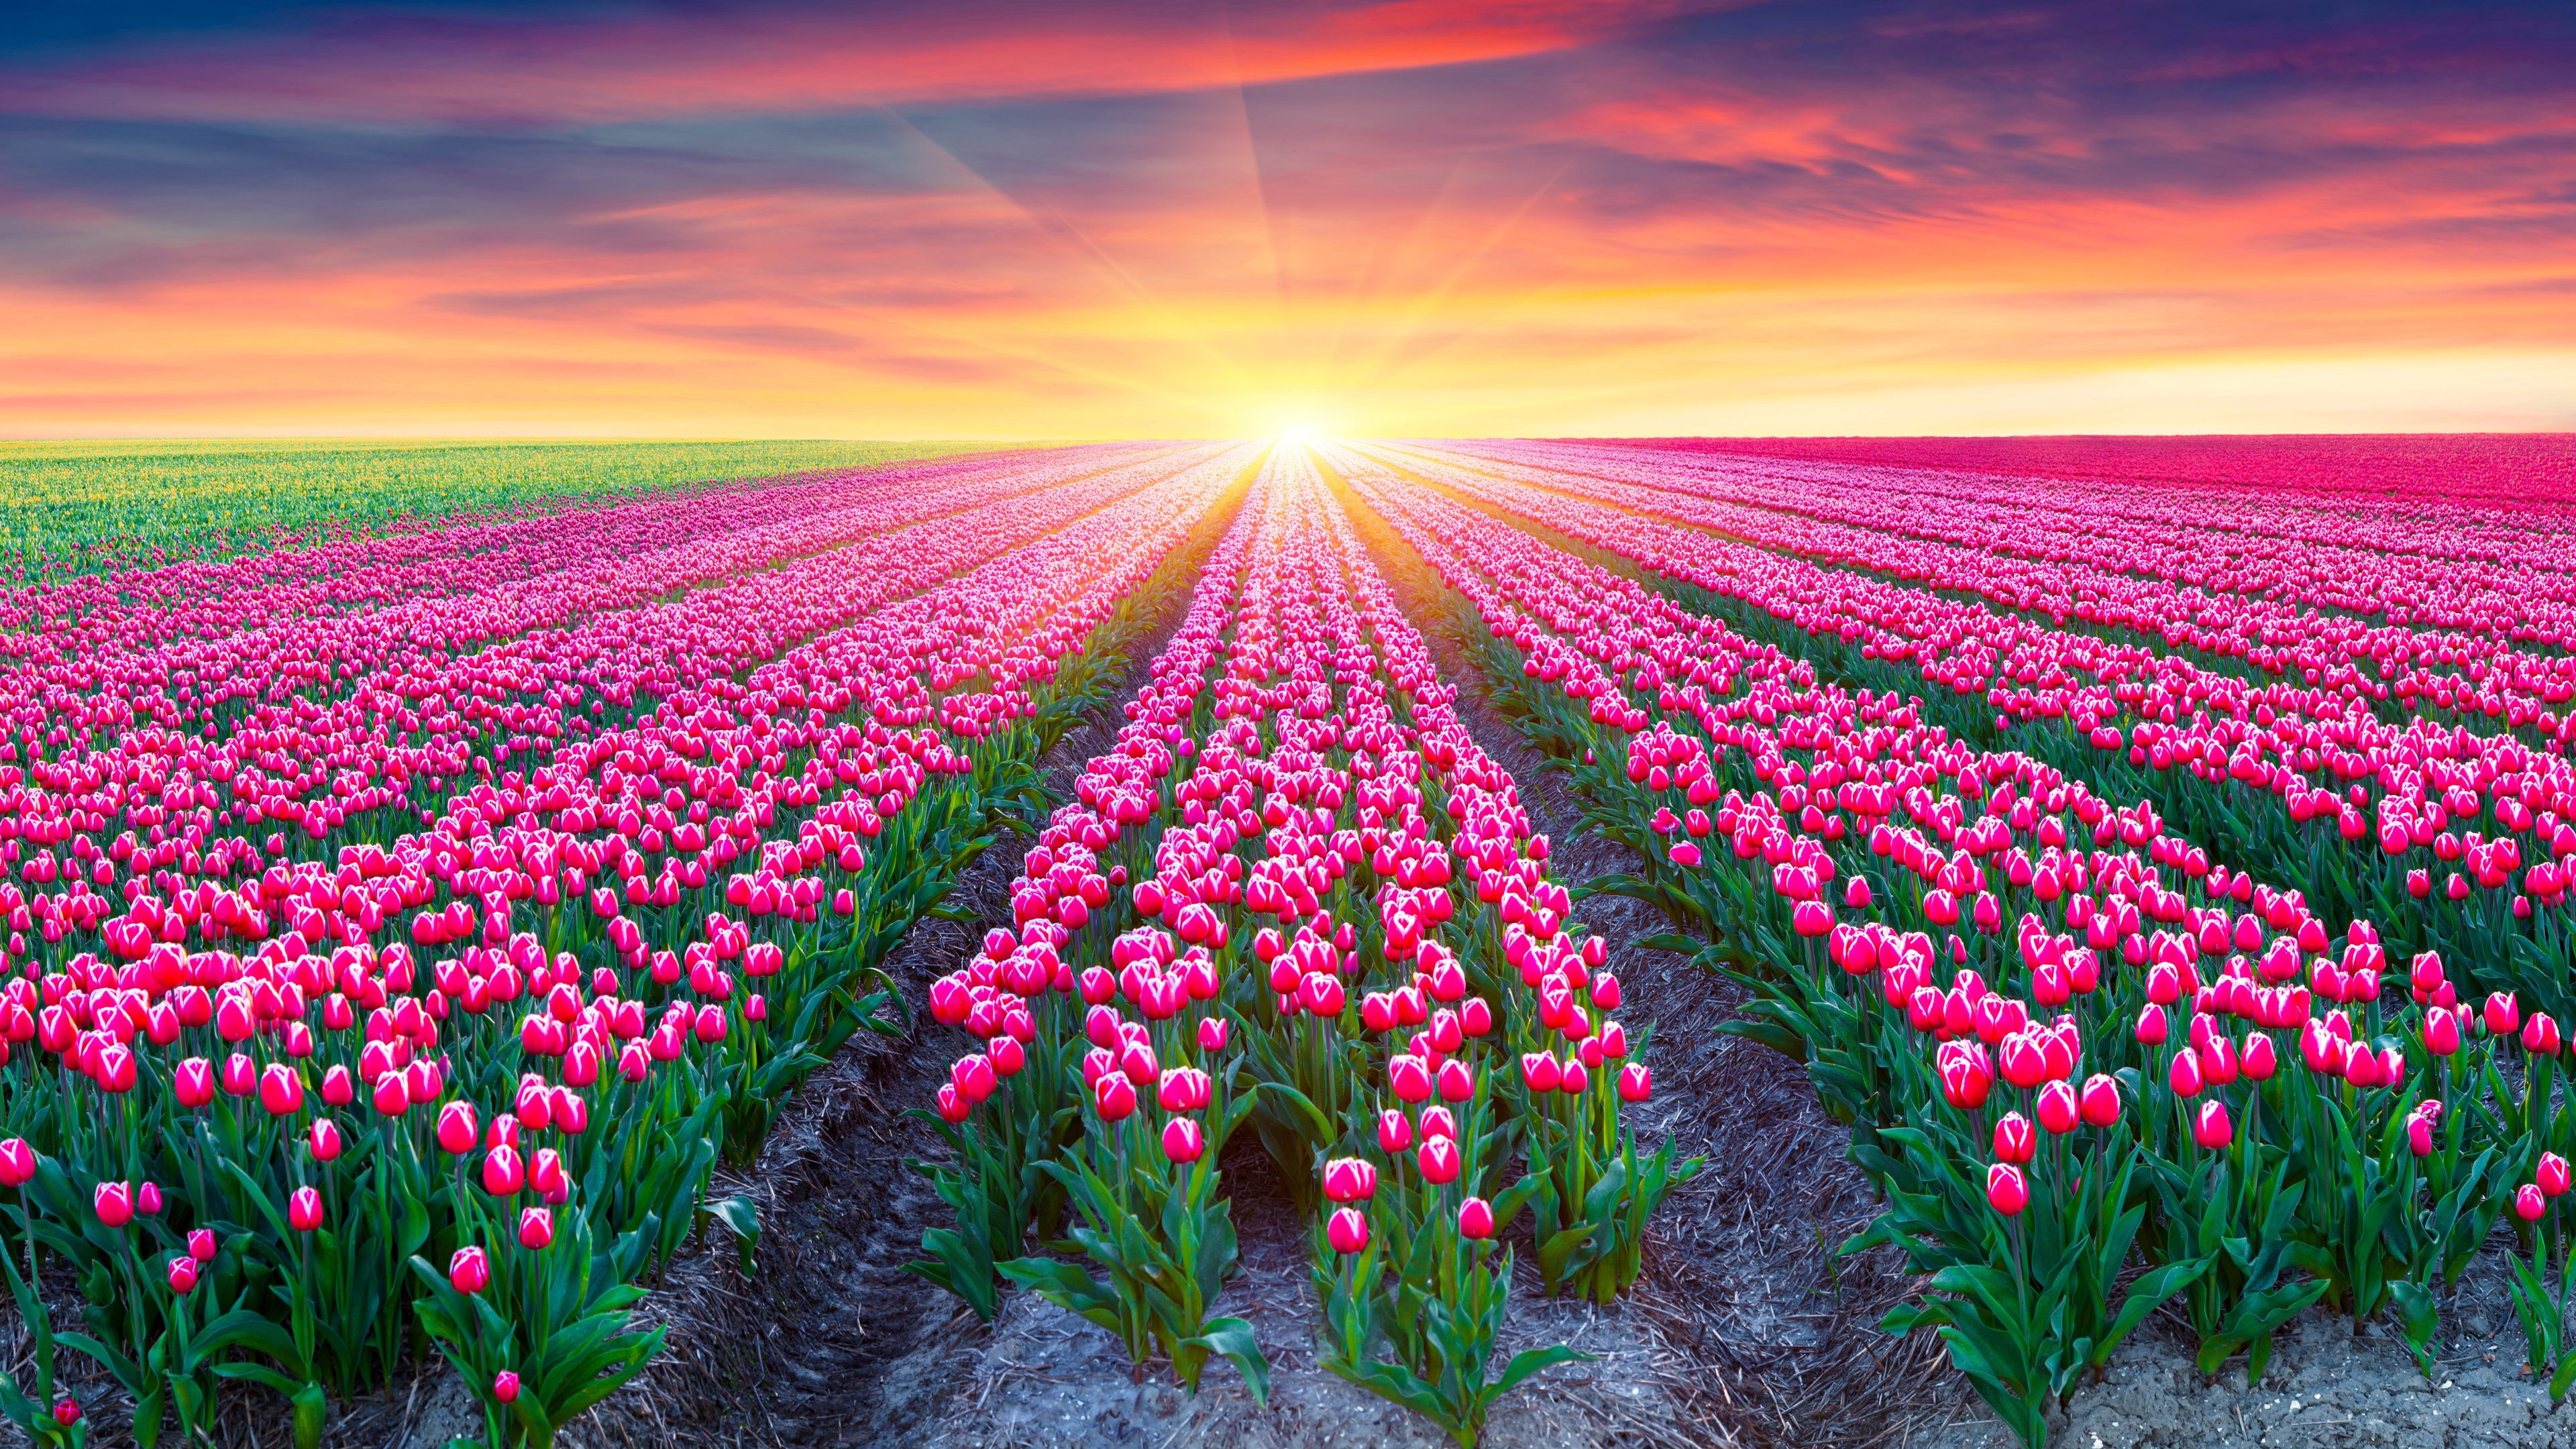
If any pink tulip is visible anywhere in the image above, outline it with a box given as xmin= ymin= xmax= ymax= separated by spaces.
xmin=2078 ymin=1074 xmax=2121 ymax=1128
xmin=1323 ymin=1157 xmax=1378 ymax=1203
xmin=449 ymin=1246 xmax=490 ymax=1295
xmin=1327 ymin=1206 xmax=1370 ymax=1254
xmin=0 ymin=1138 xmax=33 ymax=1188
xmin=2193 ymin=1100 xmax=2233 ymax=1150
xmin=1416 ymin=1137 xmax=1462 ymax=1185
xmin=1986 ymin=1163 xmax=2029 ymax=1216
xmin=1377 ymin=1109 xmax=1412 ymax=1155
xmin=2035 ymin=1081 xmax=2078 ymax=1134
xmin=1992 ymin=1112 xmax=2036 ymax=1165
xmin=1458 ymin=1196 xmax=1497 ymax=1240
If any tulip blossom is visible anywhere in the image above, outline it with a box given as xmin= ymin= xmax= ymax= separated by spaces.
xmin=1323 ymin=1157 xmax=1379 ymax=1204
xmin=1986 ymin=1163 xmax=2029 ymax=1217
xmin=1992 ymin=1113 xmax=2037 ymax=1165
xmin=1328 ymin=1206 xmax=1371 ymax=1254
xmin=449 ymin=1246 xmax=491 ymax=1295
xmin=1458 ymin=1196 xmax=1497 ymax=1240
xmin=2193 ymin=1101 xmax=2234 ymax=1151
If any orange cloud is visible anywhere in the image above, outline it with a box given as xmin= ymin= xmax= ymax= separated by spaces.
xmin=0 ymin=1 xmax=2569 ymax=437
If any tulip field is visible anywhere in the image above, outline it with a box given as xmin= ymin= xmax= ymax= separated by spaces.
xmin=3 ymin=434 xmax=2575 ymax=1448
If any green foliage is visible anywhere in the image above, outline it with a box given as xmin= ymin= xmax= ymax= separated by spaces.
xmin=0 ymin=438 xmax=1010 ymax=581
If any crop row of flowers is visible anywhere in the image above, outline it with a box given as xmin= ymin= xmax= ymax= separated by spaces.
xmin=1350 ymin=443 xmax=2576 ymax=1024
xmin=0 ymin=443 xmax=1251 ymax=1446
xmin=1440 ymin=437 xmax=2576 ymax=667
xmin=0 ymin=443 xmax=1181 ymax=674
xmin=918 ymin=449 xmax=1693 ymax=1446
xmin=1621 ymin=433 xmax=2576 ymax=513
xmin=1340 ymin=456 xmax=2576 ymax=1444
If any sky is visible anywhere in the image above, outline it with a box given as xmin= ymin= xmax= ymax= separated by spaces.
xmin=1 ymin=0 xmax=2572 ymax=439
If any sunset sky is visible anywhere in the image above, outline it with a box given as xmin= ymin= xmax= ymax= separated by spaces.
xmin=3 ymin=1 xmax=2572 ymax=438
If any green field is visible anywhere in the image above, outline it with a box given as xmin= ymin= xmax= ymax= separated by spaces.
xmin=0 ymin=437 xmax=1017 ymax=582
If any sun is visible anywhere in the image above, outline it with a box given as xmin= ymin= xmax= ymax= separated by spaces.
xmin=1273 ymin=421 xmax=1323 ymax=447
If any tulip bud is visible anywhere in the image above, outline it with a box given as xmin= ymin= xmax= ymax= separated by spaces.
xmin=2542 ymin=1152 xmax=2571 ymax=1198
xmin=2078 ymin=1074 xmax=2121 ymax=1128
xmin=1093 ymin=1073 xmax=1137 ymax=1122
xmin=482 ymin=1145 xmax=525 ymax=1197
xmin=1986 ymin=1162 xmax=2029 ymax=1217
xmin=494 ymin=1371 xmax=521 ymax=1404
xmin=289 ymin=1186 xmax=323 ymax=1232
xmin=2167 ymin=1049 xmax=2202 ymax=1098
xmin=2524 ymin=1012 xmax=2563 ymax=1057
xmin=1197 ymin=1016 xmax=1230 ymax=1053
xmin=1519 ymin=1052 xmax=1562 ymax=1094
xmin=94 ymin=1181 xmax=133 ymax=1228
xmin=1458 ymin=1196 xmax=1497 ymax=1240
xmin=167 ymin=1256 xmax=200 ymax=1297
xmin=258 ymin=1062 xmax=306 ymax=1119
xmin=2035 ymin=1081 xmax=2079 ymax=1134
xmin=0 ymin=1138 xmax=34 ymax=1188
xmin=188 ymin=1228 xmax=217 ymax=1263
xmin=1327 ymin=1205 xmax=1371 ymax=1254
xmin=1377 ymin=1109 xmax=1412 ymax=1155
xmin=2240 ymin=1032 xmax=2277 ymax=1081
xmin=2423 ymin=1006 xmax=2461 ymax=1057
xmin=2516 ymin=1183 xmax=2547 ymax=1222
xmin=449 ymin=1245 xmax=491 ymax=1295
xmin=437 ymin=1100 xmax=479 ymax=1156
xmin=519 ymin=1206 xmax=555 ymax=1250
xmin=1416 ymin=1137 xmax=1462 ymax=1185
xmin=1323 ymin=1157 xmax=1378 ymax=1203
xmin=1162 ymin=1117 xmax=1206 ymax=1165
xmin=1992 ymin=1112 xmax=2036 ymax=1164
xmin=2406 ymin=1112 xmax=2434 ymax=1158
xmin=1617 ymin=1063 xmax=1652 ymax=1103
xmin=2485 ymin=991 xmax=2522 ymax=1036
xmin=2192 ymin=1099 xmax=2233 ymax=1150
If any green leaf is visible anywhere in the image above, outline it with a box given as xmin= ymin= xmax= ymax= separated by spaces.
xmin=1491 ymin=1344 xmax=1593 ymax=1396
xmin=1183 ymin=1318 xmax=1270 ymax=1406
xmin=698 ymin=1195 xmax=761 ymax=1277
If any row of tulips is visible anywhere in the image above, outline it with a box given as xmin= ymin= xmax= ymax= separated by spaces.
xmin=0 ymin=445 xmax=1165 ymax=675
xmin=1351 ymin=443 xmax=2576 ymax=1024
xmin=917 ymin=449 xmax=1693 ymax=1447
xmin=0 ymin=447 xmax=1252 ymax=1446
xmin=1616 ymin=433 xmax=2576 ymax=538
xmin=1438 ymin=437 xmax=2576 ymax=692
xmin=0 ymin=443 xmax=1235 ymax=983
xmin=1342 ymin=458 xmax=2576 ymax=1445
